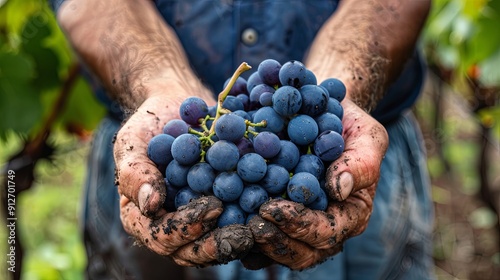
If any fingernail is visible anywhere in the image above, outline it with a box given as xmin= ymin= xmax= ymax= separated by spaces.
xmin=138 ymin=183 xmax=153 ymax=213
xmin=337 ymin=172 xmax=353 ymax=201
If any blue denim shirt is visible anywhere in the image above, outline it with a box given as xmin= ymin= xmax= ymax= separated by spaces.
xmin=50 ymin=0 xmax=424 ymax=124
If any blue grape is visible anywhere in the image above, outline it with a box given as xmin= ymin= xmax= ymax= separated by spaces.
xmin=187 ymin=162 xmax=216 ymax=194
xmin=179 ymin=96 xmax=209 ymax=125
xmin=272 ymin=85 xmax=302 ymax=117
xmin=307 ymin=188 xmax=328 ymax=211
xmin=239 ymin=185 xmax=269 ymax=213
xmin=215 ymin=113 xmax=247 ymax=142
xmin=206 ymin=140 xmax=240 ymax=171
xmin=313 ymin=130 xmax=345 ymax=162
xmin=327 ymin=97 xmax=344 ymax=119
xmin=304 ymin=69 xmax=317 ymax=85
xmin=249 ymin=84 xmax=275 ymax=109
xmin=271 ymin=140 xmax=300 ymax=171
xmin=320 ymin=78 xmax=346 ymax=102
xmin=222 ymin=95 xmax=245 ymax=112
xmin=259 ymin=91 xmax=274 ymax=107
xmin=258 ymin=59 xmax=282 ymax=87
xmin=287 ymin=114 xmax=319 ymax=146
xmin=236 ymin=94 xmax=250 ymax=111
xmin=175 ymin=187 xmax=202 ymax=209
xmin=165 ymin=160 xmax=190 ymax=188
xmin=213 ymin=172 xmax=244 ymax=202
xmin=287 ymin=172 xmax=321 ymax=205
xmin=294 ymin=154 xmax=325 ymax=180
xmin=252 ymin=106 xmax=285 ymax=134
xmin=237 ymin=153 xmax=267 ymax=183
xmin=235 ymin=137 xmax=254 ymax=157
xmin=217 ymin=203 xmax=247 ymax=227
xmin=253 ymin=131 xmax=281 ymax=159
xmin=162 ymin=119 xmax=189 ymax=138
xmin=260 ymin=164 xmax=290 ymax=194
xmin=223 ymin=76 xmax=248 ymax=96
xmin=315 ymin=112 xmax=343 ymax=135
xmin=299 ymin=85 xmax=329 ymax=117
xmin=147 ymin=134 xmax=175 ymax=166
xmin=171 ymin=133 xmax=201 ymax=165
xmin=246 ymin=213 xmax=257 ymax=224
xmin=246 ymin=72 xmax=263 ymax=93
xmin=279 ymin=60 xmax=307 ymax=88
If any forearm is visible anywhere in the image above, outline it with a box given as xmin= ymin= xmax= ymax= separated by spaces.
xmin=306 ymin=0 xmax=431 ymax=112
xmin=57 ymin=0 xmax=212 ymax=111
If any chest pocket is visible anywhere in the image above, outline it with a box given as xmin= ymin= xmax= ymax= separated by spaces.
xmin=155 ymin=0 xmax=338 ymax=93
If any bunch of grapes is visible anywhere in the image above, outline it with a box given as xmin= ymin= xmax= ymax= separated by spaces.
xmin=147 ymin=59 xmax=346 ymax=227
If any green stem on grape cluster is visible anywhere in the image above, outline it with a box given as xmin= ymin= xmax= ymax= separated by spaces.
xmin=209 ymin=62 xmax=252 ymax=135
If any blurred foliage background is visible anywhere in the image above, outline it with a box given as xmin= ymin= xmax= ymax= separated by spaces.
xmin=0 ymin=0 xmax=499 ymax=279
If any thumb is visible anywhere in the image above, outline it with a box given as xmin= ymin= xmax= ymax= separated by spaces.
xmin=325 ymin=100 xmax=389 ymax=201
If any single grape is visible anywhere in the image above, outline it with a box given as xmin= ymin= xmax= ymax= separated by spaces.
xmin=260 ymin=164 xmax=290 ymax=194
xmin=307 ymin=187 xmax=328 ymax=211
xmin=232 ymin=110 xmax=251 ymax=121
xmin=235 ymin=137 xmax=254 ymax=157
xmin=215 ymin=113 xmax=247 ymax=142
xmin=271 ymin=140 xmax=300 ymax=171
xmin=222 ymin=95 xmax=245 ymax=112
xmin=237 ymin=153 xmax=267 ymax=183
xmin=249 ymin=84 xmax=275 ymax=109
xmin=315 ymin=112 xmax=343 ymax=135
xmin=147 ymin=134 xmax=175 ymax=166
xmin=279 ymin=60 xmax=307 ymax=88
xmin=287 ymin=114 xmax=319 ymax=146
xmin=179 ymin=96 xmax=209 ymax=125
xmin=327 ymin=97 xmax=344 ymax=120
xmin=304 ymin=69 xmax=317 ymax=85
xmin=259 ymin=91 xmax=274 ymax=107
xmin=174 ymin=187 xmax=202 ymax=209
xmin=246 ymin=71 xmax=263 ymax=93
xmin=171 ymin=133 xmax=201 ymax=165
xmin=187 ymin=162 xmax=216 ymax=194
xmin=287 ymin=172 xmax=321 ymax=205
xmin=258 ymin=58 xmax=282 ymax=87
xmin=313 ymin=130 xmax=345 ymax=162
xmin=252 ymin=106 xmax=285 ymax=134
xmin=253 ymin=131 xmax=281 ymax=159
xmin=320 ymin=78 xmax=346 ymax=102
xmin=299 ymin=85 xmax=329 ymax=117
xmin=213 ymin=172 xmax=244 ymax=202
xmin=239 ymin=185 xmax=269 ymax=213
xmin=163 ymin=119 xmax=189 ymax=138
xmin=272 ymin=85 xmax=302 ymax=117
xmin=165 ymin=160 xmax=191 ymax=188
xmin=294 ymin=154 xmax=325 ymax=180
xmin=205 ymin=140 xmax=240 ymax=171
xmin=217 ymin=203 xmax=247 ymax=227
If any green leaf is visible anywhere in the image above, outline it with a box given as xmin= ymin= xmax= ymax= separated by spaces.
xmin=20 ymin=11 xmax=61 ymax=90
xmin=0 ymin=51 xmax=35 ymax=81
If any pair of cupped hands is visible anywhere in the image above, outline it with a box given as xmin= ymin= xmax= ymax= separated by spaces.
xmin=115 ymin=80 xmax=388 ymax=270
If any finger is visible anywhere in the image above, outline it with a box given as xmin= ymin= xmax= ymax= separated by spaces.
xmin=120 ymin=195 xmax=223 ymax=256
xmin=325 ymin=99 xmax=389 ymax=201
xmin=258 ymin=199 xmax=338 ymax=249
xmin=171 ymin=224 xmax=253 ymax=267
xmin=248 ymin=216 xmax=341 ymax=270
xmin=114 ymin=96 xmax=180 ymax=215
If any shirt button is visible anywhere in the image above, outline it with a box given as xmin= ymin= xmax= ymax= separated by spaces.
xmin=241 ymin=28 xmax=258 ymax=46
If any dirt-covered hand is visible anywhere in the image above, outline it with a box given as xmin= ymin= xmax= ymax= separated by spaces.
xmin=244 ymin=100 xmax=389 ymax=270
xmin=114 ymin=93 xmax=253 ymax=266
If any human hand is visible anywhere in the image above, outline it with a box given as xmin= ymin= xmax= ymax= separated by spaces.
xmin=243 ymin=99 xmax=389 ymax=270
xmin=114 ymin=91 xmax=253 ymax=267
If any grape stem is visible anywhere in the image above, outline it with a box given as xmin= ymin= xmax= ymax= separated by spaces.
xmin=209 ymin=62 xmax=252 ymax=135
